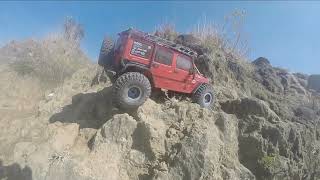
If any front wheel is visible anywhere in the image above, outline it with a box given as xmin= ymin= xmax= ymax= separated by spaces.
xmin=112 ymin=72 xmax=151 ymax=110
xmin=192 ymin=84 xmax=215 ymax=109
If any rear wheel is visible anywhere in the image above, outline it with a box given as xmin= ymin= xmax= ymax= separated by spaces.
xmin=192 ymin=84 xmax=215 ymax=108
xmin=98 ymin=37 xmax=114 ymax=69
xmin=112 ymin=72 xmax=151 ymax=110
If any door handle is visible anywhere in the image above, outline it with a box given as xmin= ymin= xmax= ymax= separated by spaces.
xmin=168 ymin=69 xmax=178 ymax=73
xmin=152 ymin=63 xmax=159 ymax=68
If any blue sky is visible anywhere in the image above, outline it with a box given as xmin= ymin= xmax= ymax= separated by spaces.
xmin=0 ymin=1 xmax=319 ymax=74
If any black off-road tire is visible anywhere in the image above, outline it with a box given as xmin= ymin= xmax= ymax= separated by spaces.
xmin=192 ymin=84 xmax=215 ymax=108
xmin=98 ymin=37 xmax=114 ymax=68
xmin=112 ymin=72 xmax=151 ymax=110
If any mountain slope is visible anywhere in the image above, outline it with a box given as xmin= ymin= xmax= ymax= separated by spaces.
xmin=0 ymin=30 xmax=319 ymax=180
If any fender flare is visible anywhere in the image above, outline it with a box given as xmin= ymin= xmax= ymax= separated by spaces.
xmin=120 ymin=59 xmax=149 ymax=73
xmin=119 ymin=59 xmax=154 ymax=86
xmin=192 ymin=83 xmax=207 ymax=94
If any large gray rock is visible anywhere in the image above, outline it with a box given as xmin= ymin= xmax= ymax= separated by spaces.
xmin=221 ymin=97 xmax=280 ymax=123
xmin=153 ymin=101 xmax=255 ymax=180
xmin=91 ymin=113 xmax=137 ymax=150
xmin=308 ymin=74 xmax=320 ymax=92
xmin=252 ymin=57 xmax=271 ymax=67
xmin=252 ymin=57 xmax=307 ymax=95
xmin=252 ymin=57 xmax=287 ymax=94
xmin=74 ymin=107 xmax=167 ymax=180
xmin=74 ymin=114 xmax=139 ymax=180
xmin=73 ymin=99 xmax=255 ymax=180
xmin=221 ymin=97 xmax=320 ymax=180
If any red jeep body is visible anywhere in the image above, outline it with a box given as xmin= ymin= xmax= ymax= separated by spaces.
xmin=112 ymin=29 xmax=209 ymax=94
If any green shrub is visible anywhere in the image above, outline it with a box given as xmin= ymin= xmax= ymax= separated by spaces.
xmin=10 ymin=60 xmax=35 ymax=76
xmin=259 ymin=153 xmax=278 ymax=170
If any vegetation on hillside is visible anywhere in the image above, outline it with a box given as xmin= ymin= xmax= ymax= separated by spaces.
xmin=5 ymin=17 xmax=89 ymax=88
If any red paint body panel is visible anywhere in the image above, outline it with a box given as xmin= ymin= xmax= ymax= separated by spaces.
xmin=122 ymin=38 xmax=154 ymax=66
xmin=113 ymin=30 xmax=210 ymax=94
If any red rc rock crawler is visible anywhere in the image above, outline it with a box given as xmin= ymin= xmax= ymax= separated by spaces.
xmin=98 ymin=28 xmax=215 ymax=110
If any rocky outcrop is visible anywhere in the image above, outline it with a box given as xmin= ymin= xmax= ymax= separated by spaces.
xmin=12 ymin=122 xmax=80 ymax=180
xmin=221 ymin=97 xmax=320 ymax=180
xmin=308 ymin=74 xmax=320 ymax=92
xmin=252 ymin=57 xmax=308 ymax=95
xmin=9 ymin=96 xmax=255 ymax=180
xmin=84 ymin=100 xmax=254 ymax=180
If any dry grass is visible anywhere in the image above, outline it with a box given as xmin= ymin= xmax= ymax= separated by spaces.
xmin=8 ymin=36 xmax=89 ymax=88
xmin=154 ymin=23 xmax=179 ymax=41
xmin=192 ymin=12 xmax=254 ymax=76
xmin=154 ymin=11 xmax=253 ymax=75
xmin=1 ymin=18 xmax=91 ymax=114
xmin=6 ymin=18 xmax=90 ymax=89
xmin=192 ymin=21 xmax=226 ymax=53
xmin=0 ymin=64 xmax=43 ymax=112
xmin=192 ymin=10 xmax=250 ymax=61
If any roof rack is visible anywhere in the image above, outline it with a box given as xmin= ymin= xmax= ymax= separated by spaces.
xmin=125 ymin=29 xmax=198 ymax=58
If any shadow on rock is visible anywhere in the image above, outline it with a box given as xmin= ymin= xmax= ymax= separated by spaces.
xmin=0 ymin=160 xmax=32 ymax=180
xmin=49 ymin=86 xmax=120 ymax=129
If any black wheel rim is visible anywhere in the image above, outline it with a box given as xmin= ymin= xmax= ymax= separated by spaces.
xmin=203 ymin=93 xmax=212 ymax=105
xmin=128 ymin=86 xmax=141 ymax=100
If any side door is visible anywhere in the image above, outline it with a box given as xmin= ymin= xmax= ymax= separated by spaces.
xmin=150 ymin=46 xmax=176 ymax=90
xmin=123 ymin=37 xmax=154 ymax=66
xmin=171 ymin=54 xmax=197 ymax=93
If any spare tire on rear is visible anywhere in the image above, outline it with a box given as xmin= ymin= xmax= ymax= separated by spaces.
xmin=98 ymin=37 xmax=114 ymax=69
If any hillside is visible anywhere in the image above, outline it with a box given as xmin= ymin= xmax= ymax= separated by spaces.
xmin=0 ymin=28 xmax=320 ymax=180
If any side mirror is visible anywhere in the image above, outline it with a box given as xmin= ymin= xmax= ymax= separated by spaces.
xmin=189 ymin=68 xmax=196 ymax=79
xmin=189 ymin=68 xmax=195 ymax=75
